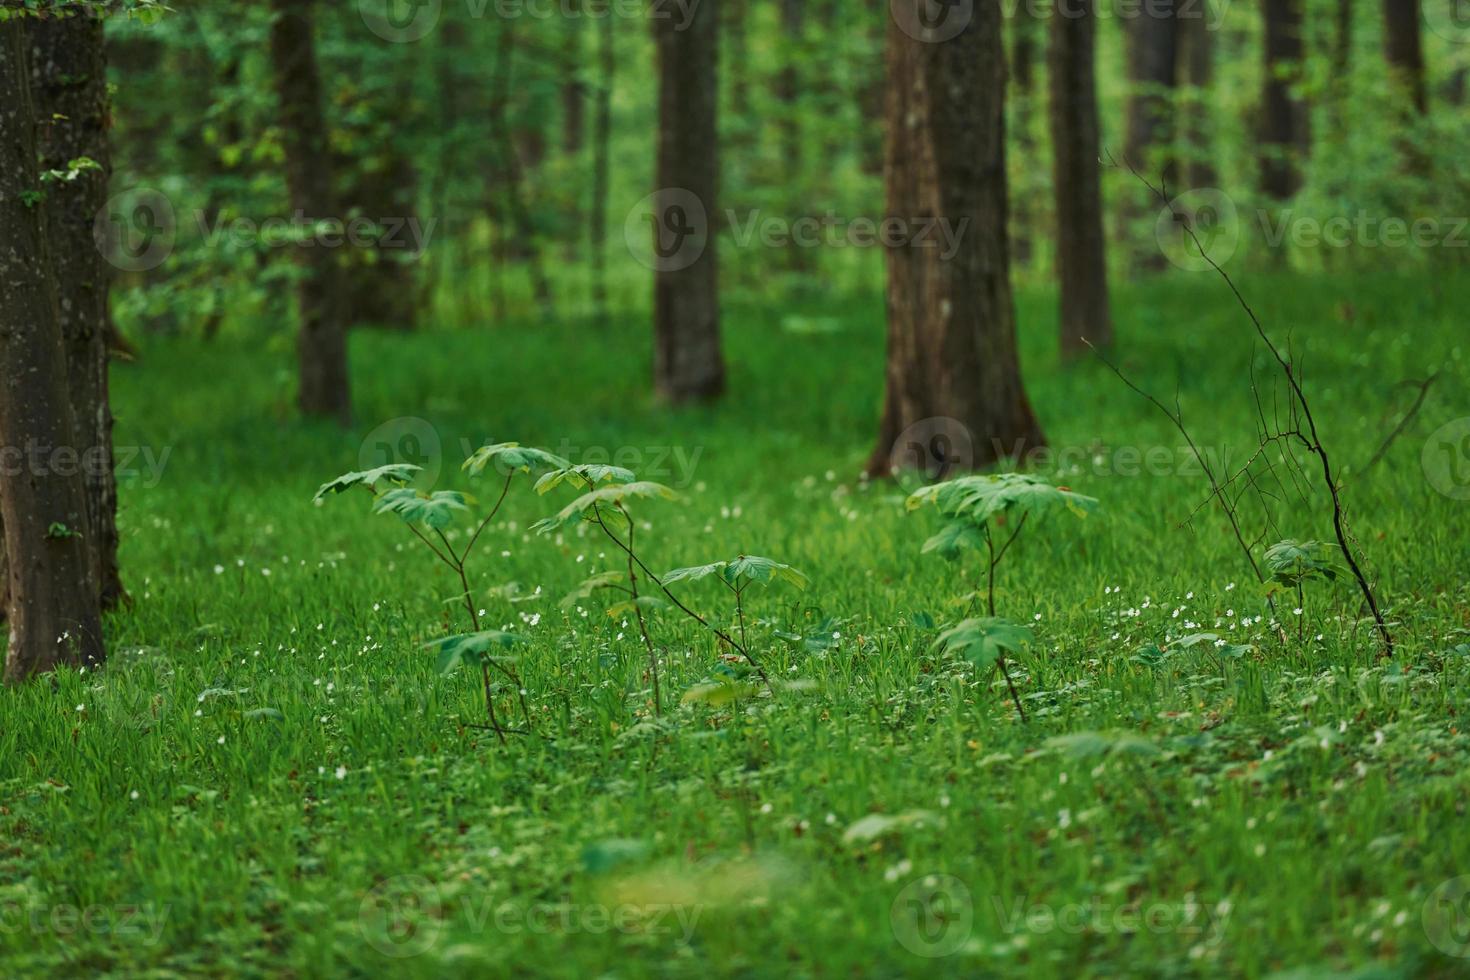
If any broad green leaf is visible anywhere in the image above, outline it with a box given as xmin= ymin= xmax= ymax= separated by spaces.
xmin=663 ymin=556 xmax=808 ymax=590
xmin=932 ymin=617 xmax=1034 ymax=673
xmin=373 ymin=488 xmax=471 ymax=529
xmin=531 ymin=482 xmax=676 ymax=533
xmin=462 ymin=442 xmax=570 ymax=478
xmin=425 ymin=631 xmax=526 ymax=675
xmin=605 ymin=595 xmax=668 ymax=618
xmin=907 ymin=472 xmax=1098 ymax=524
xmin=680 ymin=679 xmax=760 ymax=707
xmin=534 ymin=463 xmax=639 ymax=495
xmin=1264 ymin=539 xmax=1339 ymax=585
xmin=1045 ymin=731 xmax=1162 ymax=759
xmin=920 ymin=520 xmax=988 ymax=559
xmin=313 ymin=463 xmax=421 ymax=500
xmin=561 ymin=571 xmax=629 ymax=608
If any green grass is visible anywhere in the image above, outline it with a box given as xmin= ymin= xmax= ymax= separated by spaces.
xmin=4 ymin=270 xmax=1470 ymax=978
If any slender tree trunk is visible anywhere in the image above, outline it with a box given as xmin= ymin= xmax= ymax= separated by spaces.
xmin=1176 ymin=3 xmax=1216 ymax=189
xmin=1382 ymin=0 xmax=1427 ymax=114
xmin=0 ymin=20 xmax=106 ymax=682
xmin=28 ymin=8 xmax=123 ymax=610
xmin=652 ymin=0 xmax=724 ymax=403
xmin=562 ymin=3 xmax=586 ymax=156
xmin=1050 ymin=0 xmax=1113 ymax=357
xmin=775 ymin=0 xmax=809 ymax=270
xmin=866 ymin=0 xmax=1045 ymax=475
xmin=1124 ymin=1 xmax=1179 ymax=183
xmin=1009 ymin=7 xmax=1041 ymax=271
xmin=591 ymin=11 xmax=614 ymax=327
xmin=1260 ymin=0 xmax=1309 ymax=199
xmin=269 ymin=0 xmax=351 ymax=424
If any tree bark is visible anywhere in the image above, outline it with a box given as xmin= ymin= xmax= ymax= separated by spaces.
xmin=0 ymin=20 xmax=106 ymax=682
xmin=1049 ymin=0 xmax=1114 ymax=357
xmin=1382 ymin=0 xmax=1426 ymax=114
xmin=28 ymin=8 xmax=123 ymax=610
xmin=1260 ymin=0 xmax=1309 ymax=200
xmin=1009 ymin=7 xmax=1041 ymax=271
xmin=866 ymin=0 xmax=1045 ymax=475
xmin=269 ymin=0 xmax=351 ymax=424
xmin=591 ymin=10 xmax=614 ymax=327
xmin=1176 ymin=4 xmax=1216 ymax=189
xmin=1123 ymin=0 xmax=1179 ymax=184
xmin=652 ymin=0 xmax=724 ymax=403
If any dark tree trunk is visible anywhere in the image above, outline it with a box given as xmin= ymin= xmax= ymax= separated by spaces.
xmin=776 ymin=0 xmax=805 ymax=175
xmin=1123 ymin=0 xmax=1179 ymax=184
xmin=561 ymin=15 xmax=586 ymax=156
xmin=1049 ymin=0 xmax=1113 ymax=357
xmin=591 ymin=11 xmax=614 ymax=327
xmin=1260 ymin=0 xmax=1309 ymax=200
xmin=1382 ymin=0 xmax=1426 ymax=114
xmin=28 ymin=9 xmax=123 ymax=610
xmin=726 ymin=0 xmax=749 ymax=119
xmin=1176 ymin=5 xmax=1216 ymax=189
xmin=0 ymin=21 xmax=106 ymax=682
xmin=652 ymin=0 xmax=724 ymax=403
xmin=269 ymin=0 xmax=351 ymax=424
xmin=487 ymin=22 xmax=553 ymax=318
xmin=866 ymin=0 xmax=1045 ymax=476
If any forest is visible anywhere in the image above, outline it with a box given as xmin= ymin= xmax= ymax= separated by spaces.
xmin=2 ymin=0 xmax=1469 ymax=976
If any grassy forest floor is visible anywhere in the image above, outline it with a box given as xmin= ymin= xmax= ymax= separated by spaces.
xmin=3 ymin=270 xmax=1470 ymax=977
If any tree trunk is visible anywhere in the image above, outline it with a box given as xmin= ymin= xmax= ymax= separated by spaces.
xmin=591 ymin=11 xmax=614 ymax=327
xmin=1176 ymin=5 xmax=1216 ymax=189
xmin=1049 ymin=0 xmax=1114 ymax=357
xmin=0 ymin=20 xmax=106 ymax=682
xmin=652 ymin=0 xmax=724 ymax=403
xmin=28 ymin=8 xmax=123 ymax=610
xmin=269 ymin=0 xmax=351 ymax=424
xmin=1123 ymin=1 xmax=1179 ymax=184
xmin=1009 ymin=7 xmax=1041 ymax=271
xmin=1260 ymin=0 xmax=1309 ymax=200
xmin=1382 ymin=0 xmax=1426 ymax=114
xmin=866 ymin=0 xmax=1045 ymax=476
xmin=562 ymin=3 xmax=586 ymax=156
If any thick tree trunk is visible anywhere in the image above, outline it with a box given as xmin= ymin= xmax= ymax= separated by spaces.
xmin=1009 ymin=8 xmax=1041 ymax=271
xmin=28 ymin=9 xmax=123 ymax=610
xmin=591 ymin=11 xmax=614 ymax=327
xmin=1176 ymin=5 xmax=1216 ymax=189
xmin=1382 ymin=0 xmax=1426 ymax=114
xmin=652 ymin=0 xmax=724 ymax=403
xmin=866 ymin=0 xmax=1045 ymax=476
xmin=1049 ymin=0 xmax=1114 ymax=357
xmin=1260 ymin=0 xmax=1309 ymax=200
xmin=269 ymin=0 xmax=351 ymax=424
xmin=0 ymin=21 xmax=106 ymax=682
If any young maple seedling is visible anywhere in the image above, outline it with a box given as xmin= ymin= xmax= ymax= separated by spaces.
xmin=1262 ymin=538 xmax=1339 ymax=642
xmin=907 ymin=472 xmax=1099 ymax=722
xmin=533 ymin=468 xmax=796 ymax=709
xmin=314 ymin=443 xmax=569 ymax=742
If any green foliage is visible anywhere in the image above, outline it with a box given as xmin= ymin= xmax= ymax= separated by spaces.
xmin=462 ymin=442 xmax=570 ymax=479
xmin=932 ymin=617 xmax=1034 ymax=674
xmin=425 ymin=630 xmax=526 ymax=675
xmin=906 ymin=472 xmax=1098 ymax=523
xmin=531 ymin=481 xmax=677 ymax=534
xmin=1263 ymin=539 xmax=1340 ymax=589
xmin=313 ymin=463 xmax=420 ymax=500
xmin=534 ymin=463 xmax=638 ymax=494
xmin=662 ymin=555 xmax=809 ymax=591
xmin=371 ymin=488 xmax=470 ymax=530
